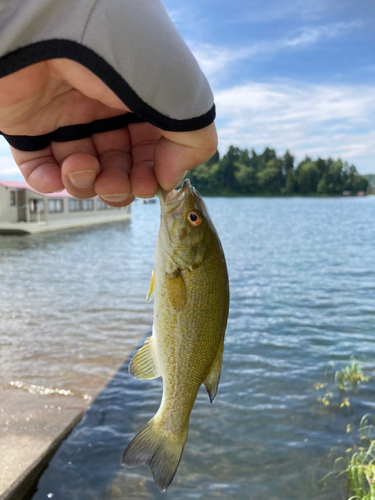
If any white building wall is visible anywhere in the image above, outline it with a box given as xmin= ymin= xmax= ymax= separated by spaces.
xmin=0 ymin=185 xmax=131 ymax=231
xmin=0 ymin=186 xmax=18 ymax=223
xmin=46 ymin=198 xmax=130 ymax=221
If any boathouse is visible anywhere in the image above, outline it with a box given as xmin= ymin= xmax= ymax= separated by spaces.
xmin=0 ymin=179 xmax=130 ymax=234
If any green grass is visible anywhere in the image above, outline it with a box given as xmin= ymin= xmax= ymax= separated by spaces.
xmin=318 ymin=361 xmax=374 ymax=499
xmin=334 ymin=416 xmax=375 ymax=500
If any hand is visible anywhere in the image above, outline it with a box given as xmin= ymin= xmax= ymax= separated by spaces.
xmin=0 ymin=59 xmax=217 ymax=206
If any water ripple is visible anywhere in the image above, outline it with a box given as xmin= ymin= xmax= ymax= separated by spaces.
xmin=1 ymin=197 xmax=374 ymax=499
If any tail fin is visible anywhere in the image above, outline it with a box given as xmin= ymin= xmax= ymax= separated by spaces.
xmin=121 ymin=417 xmax=188 ymax=492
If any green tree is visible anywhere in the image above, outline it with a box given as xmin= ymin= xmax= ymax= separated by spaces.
xmin=206 ymin=150 xmax=220 ymax=166
xmin=217 ymin=145 xmax=240 ymax=193
xmin=260 ymin=147 xmax=278 ymax=166
xmin=297 ymin=162 xmax=320 ymax=194
xmin=317 ymin=175 xmax=328 ymax=194
xmin=257 ymin=158 xmax=283 ymax=195
xmin=187 ymin=161 xmax=221 ymax=195
xmin=365 ymin=173 xmax=375 ymax=189
xmin=234 ymin=162 xmax=257 ymax=194
xmin=351 ymin=174 xmax=369 ymax=193
xmin=188 ymin=145 xmax=367 ymax=197
xmin=284 ymin=169 xmax=295 ymax=194
xmin=282 ymin=151 xmax=294 ymax=176
xmin=315 ymin=158 xmax=328 ymax=177
xmin=326 ymin=160 xmax=344 ymax=194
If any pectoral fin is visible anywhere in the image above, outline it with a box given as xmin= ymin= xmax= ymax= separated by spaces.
xmin=204 ymin=341 xmax=224 ymax=403
xmin=146 ymin=269 xmax=156 ymax=302
xmin=166 ymin=270 xmax=187 ymax=311
xmin=129 ymin=336 xmax=160 ymax=380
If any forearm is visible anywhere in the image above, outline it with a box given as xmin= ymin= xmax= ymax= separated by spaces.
xmin=0 ymin=0 xmax=215 ymax=134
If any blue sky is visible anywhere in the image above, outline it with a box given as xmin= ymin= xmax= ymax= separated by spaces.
xmin=1 ymin=0 xmax=374 ymax=178
xmin=165 ymin=0 xmax=375 ymax=174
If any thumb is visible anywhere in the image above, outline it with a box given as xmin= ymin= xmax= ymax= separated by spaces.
xmin=153 ymin=123 xmax=218 ymax=191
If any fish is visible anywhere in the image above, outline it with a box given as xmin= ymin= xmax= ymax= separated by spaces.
xmin=122 ymin=179 xmax=229 ymax=491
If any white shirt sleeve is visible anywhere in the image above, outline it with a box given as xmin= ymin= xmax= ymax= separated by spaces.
xmin=0 ymin=0 xmax=215 ymax=136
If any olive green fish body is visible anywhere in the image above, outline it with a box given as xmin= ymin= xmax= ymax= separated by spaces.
xmin=122 ymin=180 xmax=229 ymax=491
xmin=154 ymin=236 xmax=228 ymax=423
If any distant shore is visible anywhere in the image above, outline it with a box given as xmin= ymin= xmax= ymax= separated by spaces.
xmin=187 ymin=145 xmax=371 ymax=197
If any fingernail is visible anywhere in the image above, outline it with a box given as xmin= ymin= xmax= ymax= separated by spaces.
xmin=68 ymin=170 xmax=97 ymax=190
xmin=51 ymin=189 xmax=64 ymax=193
xmin=100 ymin=194 xmax=130 ymax=203
xmin=139 ymin=195 xmax=155 ymax=199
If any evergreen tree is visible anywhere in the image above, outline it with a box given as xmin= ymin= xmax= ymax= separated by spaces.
xmin=297 ymin=162 xmax=320 ymax=194
xmin=206 ymin=150 xmax=220 ymax=166
xmin=284 ymin=169 xmax=295 ymax=194
xmin=187 ymin=144 xmax=368 ymax=197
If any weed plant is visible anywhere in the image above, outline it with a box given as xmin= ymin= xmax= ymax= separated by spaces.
xmin=317 ymin=360 xmax=374 ymax=498
xmin=333 ymin=415 xmax=375 ymax=500
xmin=335 ymin=362 xmax=371 ymax=393
xmin=315 ymin=359 xmax=371 ymax=409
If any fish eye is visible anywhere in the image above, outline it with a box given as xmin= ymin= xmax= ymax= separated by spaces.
xmin=187 ymin=211 xmax=202 ymax=226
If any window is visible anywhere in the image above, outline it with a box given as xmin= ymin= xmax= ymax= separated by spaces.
xmin=69 ymin=199 xmax=80 ymax=212
xmin=97 ymin=199 xmax=117 ymax=210
xmin=10 ymin=191 xmax=16 ymax=206
xmin=48 ymin=199 xmax=64 ymax=213
xmin=30 ymin=199 xmax=45 ymax=213
xmin=97 ymin=199 xmax=106 ymax=210
xmin=82 ymin=199 xmax=93 ymax=211
xmin=69 ymin=199 xmax=94 ymax=212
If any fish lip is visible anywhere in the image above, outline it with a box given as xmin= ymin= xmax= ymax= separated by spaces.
xmin=159 ymin=179 xmax=191 ymax=211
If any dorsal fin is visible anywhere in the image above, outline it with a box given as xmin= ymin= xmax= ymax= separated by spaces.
xmin=129 ymin=336 xmax=160 ymax=380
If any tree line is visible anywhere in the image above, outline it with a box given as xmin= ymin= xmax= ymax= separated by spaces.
xmin=187 ymin=146 xmax=369 ymax=196
xmin=366 ymin=174 xmax=375 ymax=189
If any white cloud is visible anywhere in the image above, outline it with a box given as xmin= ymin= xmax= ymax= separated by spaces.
xmin=214 ymin=81 xmax=375 ymax=173
xmin=190 ymin=22 xmax=362 ymax=83
xmin=225 ymin=0 xmax=357 ymax=24
xmin=190 ymin=44 xmax=240 ymax=83
xmin=0 ymin=138 xmax=23 ymax=180
xmin=165 ymin=7 xmax=185 ymax=25
xmin=283 ymin=21 xmax=361 ymax=48
xmin=0 ymin=136 xmax=11 ymax=154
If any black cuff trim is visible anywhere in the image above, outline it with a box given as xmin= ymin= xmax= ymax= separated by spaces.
xmin=0 ymin=39 xmax=215 ymax=139
xmin=1 ymin=114 xmax=143 ymax=151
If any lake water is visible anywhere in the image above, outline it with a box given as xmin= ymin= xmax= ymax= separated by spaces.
xmin=1 ymin=196 xmax=375 ymax=500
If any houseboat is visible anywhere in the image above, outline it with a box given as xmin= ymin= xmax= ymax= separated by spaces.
xmin=0 ymin=179 xmax=131 ymax=235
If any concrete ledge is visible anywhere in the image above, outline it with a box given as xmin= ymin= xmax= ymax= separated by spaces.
xmin=0 ymin=212 xmax=131 ymax=235
xmin=0 ymin=391 xmax=86 ymax=500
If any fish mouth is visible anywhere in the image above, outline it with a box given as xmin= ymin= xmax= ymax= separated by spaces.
xmin=159 ymin=179 xmax=191 ymax=213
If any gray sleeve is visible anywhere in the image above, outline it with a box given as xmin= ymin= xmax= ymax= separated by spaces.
xmin=0 ymin=0 xmax=215 ymax=136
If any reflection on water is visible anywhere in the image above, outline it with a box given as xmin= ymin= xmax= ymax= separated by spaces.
xmin=1 ymin=197 xmax=375 ymax=499
xmin=0 ymin=215 xmax=157 ymax=396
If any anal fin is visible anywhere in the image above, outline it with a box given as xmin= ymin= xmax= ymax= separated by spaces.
xmin=204 ymin=340 xmax=224 ymax=403
xmin=129 ymin=336 xmax=160 ymax=380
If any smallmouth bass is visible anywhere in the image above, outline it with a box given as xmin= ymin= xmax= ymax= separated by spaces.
xmin=122 ymin=179 xmax=229 ymax=491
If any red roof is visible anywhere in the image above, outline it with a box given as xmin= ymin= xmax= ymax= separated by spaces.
xmin=0 ymin=179 xmax=74 ymax=198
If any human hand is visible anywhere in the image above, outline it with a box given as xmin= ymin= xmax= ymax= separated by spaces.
xmin=0 ymin=59 xmax=218 ymax=206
